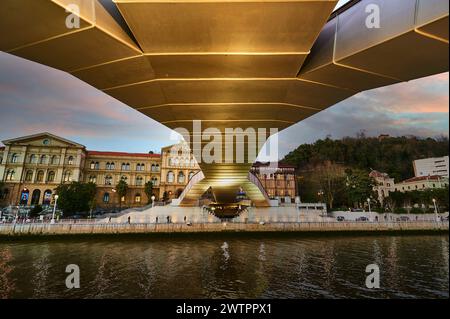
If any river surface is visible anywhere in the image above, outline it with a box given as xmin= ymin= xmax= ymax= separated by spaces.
xmin=0 ymin=234 xmax=448 ymax=299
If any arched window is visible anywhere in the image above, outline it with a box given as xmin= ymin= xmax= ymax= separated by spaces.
xmin=36 ymin=171 xmax=44 ymax=183
xmin=178 ymin=171 xmax=185 ymax=184
xmin=43 ymin=190 xmax=52 ymax=205
xmin=47 ymin=171 xmax=56 ymax=182
xmin=168 ymin=158 xmax=173 ymax=166
xmin=110 ymin=162 xmax=115 ymax=170
xmin=67 ymin=156 xmax=74 ymax=165
xmin=103 ymin=192 xmax=110 ymax=203
xmin=31 ymin=189 xmax=41 ymax=205
xmin=121 ymin=175 xmax=128 ymax=182
xmin=51 ymin=155 xmax=59 ymax=165
xmin=167 ymin=171 xmax=175 ymax=183
xmin=11 ymin=153 xmax=19 ymax=163
xmin=6 ymin=170 xmax=15 ymax=181
xmin=29 ymin=154 xmax=37 ymax=164
xmin=90 ymin=161 xmax=96 ymax=169
xmin=40 ymin=155 xmax=47 ymax=164
xmin=25 ymin=170 xmax=34 ymax=182
xmin=155 ymin=164 xmax=160 ymax=171
xmin=63 ymin=170 xmax=72 ymax=182
xmin=126 ymin=163 xmax=130 ymax=170
xmin=188 ymin=171 xmax=195 ymax=181
xmin=137 ymin=163 xmax=145 ymax=171
xmin=89 ymin=175 xmax=97 ymax=183
xmin=136 ymin=176 xmax=144 ymax=186
xmin=135 ymin=194 xmax=141 ymax=203
xmin=151 ymin=176 xmax=159 ymax=186
xmin=151 ymin=164 xmax=156 ymax=172
xmin=106 ymin=162 xmax=111 ymax=170
xmin=185 ymin=159 xmax=190 ymax=166
xmin=105 ymin=175 xmax=113 ymax=185
xmin=190 ymin=159 xmax=196 ymax=167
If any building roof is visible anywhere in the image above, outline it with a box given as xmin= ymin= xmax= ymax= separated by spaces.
xmin=2 ymin=132 xmax=85 ymax=148
xmin=87 ymin=151 xmax=161 ymax=158
xmin=252 ymin=161 xmax=296 ymax=169
xmin=369 ymin=170 xmax=390 ymax=178
xmin=400 ymin=175 xmax=447 ymax=184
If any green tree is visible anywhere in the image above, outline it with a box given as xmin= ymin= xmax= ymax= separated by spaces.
xmin=116 ymin=180 xmax=128 ymax=210
xmin=55 ymin=182 xmax=97 ymax=216
xmin=344 ymin=168 xmax=377 ymax=208
xmin=144 ymin=181 xmax=154 ymax=204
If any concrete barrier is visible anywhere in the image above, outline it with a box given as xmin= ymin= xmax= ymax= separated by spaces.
xmin=0 ymin=221 xmax=447 ymax=237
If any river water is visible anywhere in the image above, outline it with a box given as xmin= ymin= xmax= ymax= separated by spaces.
xmin=0 ymin=234 xmax=448 ymax=299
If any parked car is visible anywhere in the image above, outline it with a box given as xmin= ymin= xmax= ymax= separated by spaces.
xmin=336 ymin=216 xmax=345 ymax=222
xmin=397 ymin=216 xmax=410 ymax=222
xmin=356 ymin=216 xmax=369 ymax=222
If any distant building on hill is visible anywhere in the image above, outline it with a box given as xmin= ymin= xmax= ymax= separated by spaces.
xmin=413 ymin=156 xmax=449 ymax=178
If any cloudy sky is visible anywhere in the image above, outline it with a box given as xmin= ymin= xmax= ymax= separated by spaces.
xmin=0 ymin=0 xmax=448 ymax=158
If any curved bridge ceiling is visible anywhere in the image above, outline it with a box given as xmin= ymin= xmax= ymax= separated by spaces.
xmin=1 ymin=0 xmax=448 ymax=205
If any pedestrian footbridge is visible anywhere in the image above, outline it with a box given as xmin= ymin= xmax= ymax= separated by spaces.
xmin=1 ymin=0 xmax=448 ymax=205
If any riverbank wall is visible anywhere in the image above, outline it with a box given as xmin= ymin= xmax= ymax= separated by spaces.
xmin=0 ymin=221 xmax=448 ymax=237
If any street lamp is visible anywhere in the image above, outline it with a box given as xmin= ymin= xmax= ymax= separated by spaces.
xmin=432 ymin=198 xmax=439 ymax=222
xmin=51 ymin=194 xmax=59 ymax=224
xmin=367 ymin=198 xmax=372 ymax=221
xmin=151 ymin=195 xmax=156 ymax=208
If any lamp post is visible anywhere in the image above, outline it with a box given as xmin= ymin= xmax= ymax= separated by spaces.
xmin=432 ymin=198 xmax=439 ymax=222
xmin=367 ymin=198 xmax=372 ymax=222
xmin=151 ymin=195 xmax=156 ymax=208
xmin=51 ymin=195 xmax=59 ymax=224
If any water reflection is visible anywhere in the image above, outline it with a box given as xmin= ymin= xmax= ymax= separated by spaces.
xmin=0 ymin=235 xmax=447 ymax=299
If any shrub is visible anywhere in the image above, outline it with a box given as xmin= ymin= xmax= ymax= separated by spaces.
xmin=29 ymin=205 xmax=43 ymax=217
xmin=394 ymin=207 xmax=408 ymax=214
xmin=410 ymin=207 xmax=424 ymax=214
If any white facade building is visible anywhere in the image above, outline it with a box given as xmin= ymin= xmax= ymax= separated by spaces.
xmin=413 ymin=156 xmax=449 ymax=178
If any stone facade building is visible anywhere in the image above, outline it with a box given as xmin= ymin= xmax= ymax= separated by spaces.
xmin=0 ymin=133 xmax=297 ymax=209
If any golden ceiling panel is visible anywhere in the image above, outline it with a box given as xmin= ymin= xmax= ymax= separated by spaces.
xmin=139 ymin=103 xmax=318 ymax=123
xmin=1 ymin=0 xmax=141 ymax=72
xmin=147 ymin=53 xmax=307 ymax=79
xmin=299 ymin=0 xmax=449 ymax=90
xmin=114 ymin=0 xmax=337 ymax=53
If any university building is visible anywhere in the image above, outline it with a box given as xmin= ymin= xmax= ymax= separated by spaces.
xmin=0 ymin=133 xmax=297 ymax=209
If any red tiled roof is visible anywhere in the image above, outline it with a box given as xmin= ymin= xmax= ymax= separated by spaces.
xmin=252 ymin=161 xmax=296 ymax=168
xmin=87 ymin=150 xmax=161 ymax=158
xmin=401 ymin=175 xmax=445 ymax=183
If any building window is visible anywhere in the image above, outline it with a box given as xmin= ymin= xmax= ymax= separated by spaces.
xmin=121 ymin=176 xmax=128 ymax=182
xmin=136 ymin=163 xmax=145 ymax=171
xmin=103 ymin=192 xmax=110 ymax=203
xmin=135 ymin=194 xmax=141 ymax=203
xmin=29 ymin=154 xmax=37 ymax=164
xmin=25 ymin=170 xmax=33 ymax=182
xmin=136 ymin=176 xmax=143 ymax=186
xmin=11 ymin=153 xmax=19 ymax=163
xmin=122 ymin=163 xmax=130 ymax=171
xmin=67 ymin=156 xmax=74 ymax=165
xmin=6 ymin=169 xmax=15 ymax=181
xmin=188 ymin=171 xmax=195 ymax=181
xmin=151 ymin=177 xmax=159 ymax=186
xmin=89 ymin=175 xmax=97 ymax=183
xmin=47 ymin=171 xmax=56 ymax=182
xmin=36 ymin=171 xmax=44 ymax=183
xmin=40 ymin=155 xmax=47 ymax=165
xmin=105 ymin=175 xmax=113 ymax=185
xmin=178 ymin=172 xmax=185 ymax=184
xmin=51 ymin=155 xmax=59 ymax=165
xmin=167 ymin=171 xmax=175 ymax=183
xmin=63 ymin=171 xmax=72 ymax=182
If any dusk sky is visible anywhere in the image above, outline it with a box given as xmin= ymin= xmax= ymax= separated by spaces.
xmin=0 ymin=0 xmax=448 ymax=158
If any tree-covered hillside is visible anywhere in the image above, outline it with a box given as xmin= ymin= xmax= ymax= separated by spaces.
xmin=283 ymin=134 xmax=449 ymax=181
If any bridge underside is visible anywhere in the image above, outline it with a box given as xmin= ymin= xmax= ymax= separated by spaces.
xmin=1 ymin=0 xmax=448 ymax=205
